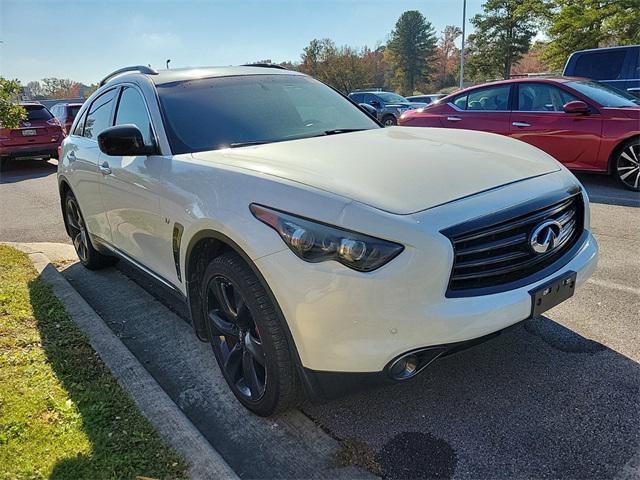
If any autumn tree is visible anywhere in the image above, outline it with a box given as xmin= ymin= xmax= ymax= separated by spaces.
xmin=434 ymin=25 xmax=462 ymax=89
xmin=466 ymin=0 xmax=548 ymax=80
xmin=40 ymin=78 xmax=81 ymax=99
xmin=386 ymin=10 xmax=437 ymax=95
xmin=543 ymin=0 xmax=640 ymax=69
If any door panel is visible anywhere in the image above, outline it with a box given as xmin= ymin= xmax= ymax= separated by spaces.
xmin=98 ymin=85 xmax=171 ymax=279
xmin=441 ymin=84 xmax=512 ymax=134
xmin=509 ymin=83 xmax=603 ymax=170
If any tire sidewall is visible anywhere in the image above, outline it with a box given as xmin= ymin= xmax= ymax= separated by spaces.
xmin=201 ymin=255 xmax=288 ymax=416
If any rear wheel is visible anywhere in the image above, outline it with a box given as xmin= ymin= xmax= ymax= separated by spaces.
xmin=613 ymin=139 xmax=640 ymax=191
xmin=201 ymin=251 xmax=300 ymax=416
xmin=64 ymin=191 xmax=117 ymax=269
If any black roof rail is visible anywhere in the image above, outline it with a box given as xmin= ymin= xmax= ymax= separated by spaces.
xmin=99 ymin=65 xmax=159 ymax=87
xmin=242 ymin=63 xmax=287 ymax=70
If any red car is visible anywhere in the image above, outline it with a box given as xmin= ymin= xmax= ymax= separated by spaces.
xmin=0 ymin=103 xmax=63 ymax=166
xmin=399 ymin=77 xmax=640 ymax=191
xmin=50 ymin=102 xmax=83 ymax=135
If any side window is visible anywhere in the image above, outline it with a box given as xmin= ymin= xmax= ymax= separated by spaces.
xmin=573 ymin=51 xmax=626 ymax=80
xmin=84 ymin=89 xmax=117 ymax=140
xmin=517 ymin=83 xmax=579 ymax=112
xmin=451 ymin=94 xmax=467 ymax=109
xmin=114 ymin=87 xmax=154 ymax=145
xmin=466 ymin=85 xmax=510 ymax=111
xmin=72 ymin=109 xmax=87 ymax=136
xmin=350 ymin=93 xmax=364 ymax=103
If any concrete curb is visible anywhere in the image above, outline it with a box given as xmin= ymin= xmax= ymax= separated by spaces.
xmin=12 ymin=243 xmax=238 ymax=480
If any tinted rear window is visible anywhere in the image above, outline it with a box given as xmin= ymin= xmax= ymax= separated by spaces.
xmin=25 ymin=105 xmax=53 ymax=121
xmin=572 ymin=50 xmax=626 ymax=80
xmin=158 ymin=74 xmax=378 ymax=154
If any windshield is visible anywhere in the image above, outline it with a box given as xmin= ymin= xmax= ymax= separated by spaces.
xmin=376 ymin=92 xmax=409 ymax=103
xmin=567 ymin=80 xmax=639 ymax=108
xmin=157 ymin=74 xmax=379 ymax=154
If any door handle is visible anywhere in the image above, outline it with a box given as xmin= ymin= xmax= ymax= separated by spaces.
xmin=99 ymin=161 xmax=112 ymax=175
xmin=447 ymin=116 xmax=462 ymax=122
xmin=512 ymin=122 xmax=531 ymax=128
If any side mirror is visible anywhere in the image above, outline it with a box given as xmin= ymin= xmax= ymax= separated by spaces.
xmin=370 ymin=100 xmax=381 ymax=108
xmin=563 ymin=100 xmax=590 ymax=115
xmin=98 ymin=124 xmax=157 ymax=156
xmin=359 ymin=103 xmax=378 ymax=119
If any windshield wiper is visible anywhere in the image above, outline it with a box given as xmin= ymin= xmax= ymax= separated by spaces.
xmin=323 ymin=128 xmax=368 ymax=135
xmin=229 ymin=140 xmax=273 ymax=148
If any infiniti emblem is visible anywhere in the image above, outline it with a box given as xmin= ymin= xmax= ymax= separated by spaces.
xmin=529 ymin=220 xmax=563 ymax=254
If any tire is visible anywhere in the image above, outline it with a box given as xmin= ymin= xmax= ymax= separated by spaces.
xmin=382 ymin=115 xmax=397 ymax=127
xmin=64 ymin=190 xmax=117 ymax=269
xmin=613 ymin=138 xmax=640 ymax=191
xmin=201 ymin=251 xmax=300 ymax=416
xmin=0 ymin=157 xmax=9 ymax=171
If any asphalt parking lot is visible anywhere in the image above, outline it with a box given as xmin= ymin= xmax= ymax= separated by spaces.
xmin=1 ymin=158 xmax=638 ymax=478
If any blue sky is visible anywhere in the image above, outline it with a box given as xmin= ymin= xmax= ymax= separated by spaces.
xmin=1 ymin=0 xmax=483 ymax=85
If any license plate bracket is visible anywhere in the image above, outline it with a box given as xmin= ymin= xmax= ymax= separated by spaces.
xmin=22 ymin=129 xmax=37 ymax=136
xmin=529 ymin=271 xmax=577 ymax=317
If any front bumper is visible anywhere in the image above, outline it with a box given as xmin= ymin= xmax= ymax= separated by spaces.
xmin=255 ymin=230 xmax=598 ymax=373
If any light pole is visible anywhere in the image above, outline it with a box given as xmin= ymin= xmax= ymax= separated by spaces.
xmin=166 ymin=59 xmax=171 ymax=69
xmin=459 ymin=0 xmax=466 ymax=89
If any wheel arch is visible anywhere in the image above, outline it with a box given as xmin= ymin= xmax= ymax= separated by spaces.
xmin=58 ymin=177 xmax=73 ymax=236
xmin=608 ymin=134 xmax=640 ymax=174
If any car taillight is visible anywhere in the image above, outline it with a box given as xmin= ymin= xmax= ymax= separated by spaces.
xmin=47 ymin=118 xmax=61 ymax=127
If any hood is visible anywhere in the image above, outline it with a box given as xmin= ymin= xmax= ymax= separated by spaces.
xmin=192 ymin=127 xmax=562 ymax=215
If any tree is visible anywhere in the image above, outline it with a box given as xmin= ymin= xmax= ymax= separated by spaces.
xmin=386 ymin=11 xmax=437 ymax=95
xmin=434 ymin=25 xmax=462 ymax=89
xmin=0 ymin=78 xmax=27 ymax=129
xmin=40 ymin=77 xmax=80 ymax=99
xmin=543 ymin=0 xmax=640 ymax=70
xmin=466 ymin=0 xmax=548 ymax=80
xmin=511 ymin=41 xmax=551 ymax=76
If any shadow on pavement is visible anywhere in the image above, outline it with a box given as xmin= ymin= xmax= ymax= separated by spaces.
xmin=305 ymin=316 xmax=640 ymax=479
xmin=0 ymin=159 xmax=57 ymax=184
xmin=576 ymin=172 xmax=640 ymax=208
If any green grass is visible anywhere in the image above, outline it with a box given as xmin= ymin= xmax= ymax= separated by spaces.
xmin=0 ymin=245 xmax=188 ymax=479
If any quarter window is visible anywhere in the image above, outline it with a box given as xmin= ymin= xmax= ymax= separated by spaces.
xmin=72 ymin=109 xmax=87 ymax=136
xmin=517 ymin=83 xmax=579 ymax=112
xmin=83 ymin=89 xmax=117 ymax=140
xmin=114 ymin=87 xmax=154 ymax=145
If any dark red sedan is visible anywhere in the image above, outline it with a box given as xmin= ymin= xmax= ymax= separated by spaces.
xmin=399 ymin=77 xmax=640 ymax=191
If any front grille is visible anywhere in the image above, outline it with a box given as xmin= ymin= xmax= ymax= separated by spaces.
xmin=444 ymin=192 xmax=584 ymax=295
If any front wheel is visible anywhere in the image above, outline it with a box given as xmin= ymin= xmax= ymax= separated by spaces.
xmin=382 ymin=115 xmax=397 ymax=127
xmin=613 ymin=139 xmax=640 ymax=191
xmin=202 ymin=252 xmax=300 ymax=416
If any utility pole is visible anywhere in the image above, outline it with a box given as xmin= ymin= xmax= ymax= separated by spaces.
xmin=459 ymin=0 xmax=466 ymax=89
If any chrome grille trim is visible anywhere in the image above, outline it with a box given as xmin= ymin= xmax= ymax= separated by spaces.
xmin=442 ymin=190 xmax=584 ymax=296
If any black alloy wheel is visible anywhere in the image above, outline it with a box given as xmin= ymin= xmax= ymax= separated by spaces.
xmin=206 ymin=275 xmax=267 ymax=401
xmin=66 ymin=194 xmax=90 ymax=263
xmin=615 ymin=140 xmax=640 ymax=191
xmin=64 ymin=191 xmax=117 ymax=269
xmin=201 ymin=251 xmax=300 ymax=416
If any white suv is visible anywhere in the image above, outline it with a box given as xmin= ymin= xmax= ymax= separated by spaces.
xmin=58 ymin=65 xmax=598 ymax=416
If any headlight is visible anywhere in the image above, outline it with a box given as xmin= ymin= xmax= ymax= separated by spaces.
xmin=250 ymin=204 xmax=404 ymax=272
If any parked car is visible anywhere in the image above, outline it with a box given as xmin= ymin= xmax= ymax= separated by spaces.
xmin=399 ymin=77 xmax=640 ymax=191
xmin=407 ymin=94 xmax=446 ymax=105
xmin=564 ymin=45 xmax=640 ymax=99
xmin=59 ymin=65 xmax=598 ymax=416
xmin=50 ymin=102 xmax=83 ymax=135
xmin=0 ymin=103 xmax=63 ymax=166
xmin=348 ymin=90 xmax=427 ymax=126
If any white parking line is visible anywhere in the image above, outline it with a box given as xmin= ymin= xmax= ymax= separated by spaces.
xmin=588 ymin=277 xmax=640 ymax=296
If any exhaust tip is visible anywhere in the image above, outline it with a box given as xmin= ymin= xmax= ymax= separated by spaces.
xmin=388 ymin=347 xmax=447 ymax=381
